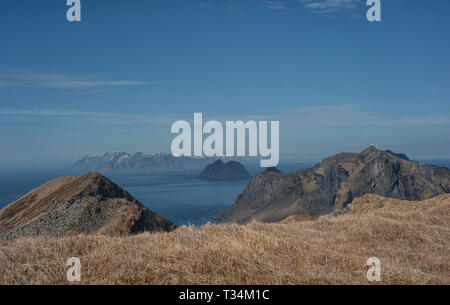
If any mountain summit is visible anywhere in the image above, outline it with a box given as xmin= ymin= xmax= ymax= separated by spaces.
xmin=0 ymin=172 xmax=176 ymax=240
xmin=216 ymin=146 xmax=450 ymax=224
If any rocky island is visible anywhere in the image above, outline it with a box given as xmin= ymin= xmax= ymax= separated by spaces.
xmin=198 ymin=160 xmax=251 ymax=180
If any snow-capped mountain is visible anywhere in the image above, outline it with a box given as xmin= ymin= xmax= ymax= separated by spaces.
xmin=68 ymin=151 xmax=257 ymax=172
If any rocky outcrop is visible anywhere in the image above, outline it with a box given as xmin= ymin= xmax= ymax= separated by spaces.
xmin=386 ymin=150 xmax=410 ymax=161
xmin=280 ymin=214 xmax=315 ymax=224
xmin=216 ymin=146 xmax=450 ymax=224
xmin=0 ymin=172 xmax=176 ymax=240
xmin=198 ymin=160 xmax=251 ymax=180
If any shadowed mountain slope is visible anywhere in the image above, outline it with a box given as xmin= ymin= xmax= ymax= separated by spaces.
xmin=217 ymin=146 xmax=450 ymax=224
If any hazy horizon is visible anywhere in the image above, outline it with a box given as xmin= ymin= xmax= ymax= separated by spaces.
xmin=1 ymin=0 xmax=450 ymax=166
xmin=1 ymin=147 xmax=450 ymax=170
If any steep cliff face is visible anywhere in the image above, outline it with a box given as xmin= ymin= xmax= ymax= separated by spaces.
xmin=217 ymin=146 xmax=450 ymax=224
xmin=0 ymin=172 xmax=176 ymax=240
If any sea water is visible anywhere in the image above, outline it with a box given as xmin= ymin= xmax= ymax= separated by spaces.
xmin=1 ymin=160 xmax=447 ymax=226
xmin=0 ymin=163 xmax=312 ymax=226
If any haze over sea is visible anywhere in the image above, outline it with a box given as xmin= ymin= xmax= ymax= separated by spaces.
xmin=1 ymin=160 xmax=449 ymax=226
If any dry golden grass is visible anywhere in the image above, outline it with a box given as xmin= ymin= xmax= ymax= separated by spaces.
xmin=0 ymin=194 xmax=449 ymax=285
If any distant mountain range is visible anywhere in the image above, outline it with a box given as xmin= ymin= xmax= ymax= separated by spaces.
xmin=68 ymin=151 xmax=257 ymax=172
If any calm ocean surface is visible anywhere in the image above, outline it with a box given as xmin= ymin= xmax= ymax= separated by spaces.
xmin=0 ymin=162 xmax=314 ymax=226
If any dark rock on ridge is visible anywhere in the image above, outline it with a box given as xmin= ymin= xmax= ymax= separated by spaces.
xmin=265 ymin=167 xmax=283 ymax=174
xmin=0 ymin=172 xmax=176 ymax=240
xmin=198 ymin=160 xmax=251 ymax=180
xmin=386 ymin=149 xmax=410 ymax=161
xmin=216 ymin=146 xmax=450 ymax=224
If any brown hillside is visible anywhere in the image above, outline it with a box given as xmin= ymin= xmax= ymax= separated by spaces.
xmin=0 ymin=172 xmax=176 ymax=240
xmin=280 ymin=214 xmax=315 ymax=224
xmin=0 ymin=194 xmax=448 ymax=284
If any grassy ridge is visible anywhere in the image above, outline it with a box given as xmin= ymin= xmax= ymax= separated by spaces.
xmin=1 ymin=194 xmax=449 ymax=285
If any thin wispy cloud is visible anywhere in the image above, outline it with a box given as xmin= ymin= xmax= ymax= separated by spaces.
xmin=282 ymin=104 xmax=450 ymax=128
xmin=0 ymin=72 xmax=154 ymax=89
xmin=299 ymin=0 xmax=361 ymax=14
xmin=2 ymin=105 xmax=447 ymax=129
xmin=195 ymin=0 xmax=244 ymax=14
xmin=0 ymin=109 xmax=175 ymax=126
xmin=196 ymin=0 xmax=365 ymax=15
xmin=259 ymin=1 xmax=288 ymax=10
xmin=213 ymin=105 xmax=450 ymax=128
xmin=196 ymin=0 xmax=288 ymax=14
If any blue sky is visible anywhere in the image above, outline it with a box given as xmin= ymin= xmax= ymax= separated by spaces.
xmin=1 ymin=0 xmax=449 ymax=166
